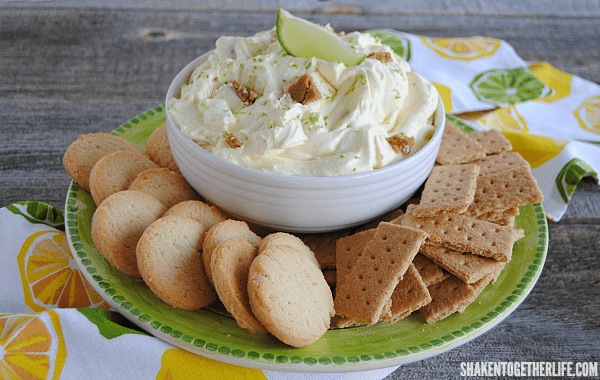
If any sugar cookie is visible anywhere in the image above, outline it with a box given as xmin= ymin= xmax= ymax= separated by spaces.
xmin=128 ymin=167 xmax=201 ymax=208
xmin=258 ymin=232 xmax=320 ymax=269
xmin=91 ymin=190 xmax=168 ymax=278
xmin=137 ymin=215 xmax=216 ymax=310
xmin=163 ymin=200 xmax=227 ymax=229
xmin=202 ymin=220 xmax=262 ymax=285
xmin=211 ymin=236 xmax=266 ymax=333
xmin=89 ymin=150 xmax=159 ymax=206
xmin=248 ymin=245 xmax=334 ymax=347
xmin=146 ymin=124 xmax=180 ymax=173
xmin=63 ymin=132 xmax=147 ymax=191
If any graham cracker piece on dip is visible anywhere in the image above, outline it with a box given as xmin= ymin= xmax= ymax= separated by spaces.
xmin=379 ymin=263 xmax=432 ymax=324
xmin=412 ymin=253 xmax=449 ymax=287
xmin=436 ymin=122 xmax=486 ymax=165
xmin=402 ymin=205 xmax=524 ymax=262
xmin=465 ymin=166 xmax=544 ymax=217
xmin=419 ymin=244 xmax=506 ymax=284
xmin=334 ymin=223 xmax=428 ymax=325
xmin=469 ymin=129 xmax=513 ymax=155
xmin=287 ymin=74 xmax=322 ymax=105
xmin=412 ymin=164 xmax=480 ymax=218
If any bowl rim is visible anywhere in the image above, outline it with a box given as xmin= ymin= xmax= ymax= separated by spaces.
xmin=165 ymin=52 xmax=446 ymax=185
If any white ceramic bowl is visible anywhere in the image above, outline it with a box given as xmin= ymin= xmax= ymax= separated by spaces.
xmin=165 ymin=53 xmax=446 ymax=233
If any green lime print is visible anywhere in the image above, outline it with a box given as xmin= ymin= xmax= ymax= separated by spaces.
xmin=555 ymin=158 xmax=598 ymax=204
xmin=470 ymin=68 xmax=549 ymax=108
xmin=366 ymin=30 xmax=411 ymax=62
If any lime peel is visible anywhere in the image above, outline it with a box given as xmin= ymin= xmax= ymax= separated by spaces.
xmin=276 ymin=8 xmax=365 ymax=66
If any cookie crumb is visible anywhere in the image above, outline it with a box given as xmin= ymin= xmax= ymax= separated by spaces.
xmin=287 ymin=74 xmax=322 ymax=105
xmin=367 ymin=52 xmax=392 ymax=63
xmin=225 ymin=134 xmax=243 ymax=149
xmin=387 ymin=134 xmax=416 ymax=155
xmin=229 ymin=79 xmax=258 ymax=106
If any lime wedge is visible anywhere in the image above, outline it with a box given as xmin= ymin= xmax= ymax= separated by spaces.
xmin=276 ymin=8 xmax=366 ymax=66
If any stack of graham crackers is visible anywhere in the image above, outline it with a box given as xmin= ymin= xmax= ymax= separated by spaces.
xmin=329 ymin=123 xmax=544 ymax=326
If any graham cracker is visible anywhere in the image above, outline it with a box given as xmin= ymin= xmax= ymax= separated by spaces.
xmin=436 ymin=122 xmax=486 ymax=165
xmin=334 ymin=223 xmax=428 ymax=325
xmin=380 ymin=264 xmax=432 ymax=323
xmin=465 ymin=166 xmax=544 ymax=216
xmin=335 ymin=228 xmax=377 ymax=296
xmin=469 ymin=129 xmax=512 ymax=155
xmin=402 ymin=205 xmax=524 ymax=262
xmin=419 ymin=244 xmax=506 ymax=284
xmin=475 ymin=206 xmax=519 ymax=228
xmin=412 ymin=253 xmax=449 ymax=287
xmin=419 ymin=275 xmax=476 ymax=323
xmin=412 ymin=164 xmax=480 ymax=217
xmin=300 ymin=229 xmax=352 ymax=269
xmin=470 ymin=151 xmax=530 ymax=176
xmin=323 ymin=269 xmax=336 ymax=286
xmin=355 ymin=208 xmax=404 ymax=232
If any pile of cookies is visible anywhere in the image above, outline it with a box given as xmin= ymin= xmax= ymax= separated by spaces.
xmin=63 ymin=126 xmax=334 ymax=348
xmin=63 ymin=121 xmax=544 ymax=347
xmin=331 ymin=123 xmax=543 ymax=325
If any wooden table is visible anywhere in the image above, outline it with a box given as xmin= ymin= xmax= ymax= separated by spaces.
xmin=1 ymin=2 xmax=599 ymax=378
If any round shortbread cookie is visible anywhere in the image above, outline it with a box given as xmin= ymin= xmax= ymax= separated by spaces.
xmin=202 ymin=220 xmax=262 ymax=286
xmin=258 ymin=232 xmax=320 ymax=269
xmin=91 ymin=190 xmax=168 ymax=278
xmin=128 ymin=167 xmax=201 ymax=208
xmin=211 ymin=236 xmax=266 ymax=333
xmin=163 ymin=200 xmax=227 ymax=229
xmin=89 ymin=150 xmax=159 ymax=206
xmin=137 ymin=215 xmax=216 ymax=310
xmin=146 ymin=124 xmax=180 ymax=173
xmin=63 ymin=132 xmax=147 ymax=192
xmin=248 ymin=245 xmax=334 ymax=347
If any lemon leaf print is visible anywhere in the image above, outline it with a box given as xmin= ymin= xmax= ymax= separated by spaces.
xmin=556 ymin=158 xmax=598 ymax=204
xmin=6 ymin=201 xmax=64 ymax=229
xmin=0 ymin=311 xmax=66 ymax=380
xmin=470 ymin=68 xmax=550 ymax=108
xmin=366 ymin=30 xmax=411 ymax=62
xmin=78 ymin=308 xmax=149 ymax=340
xmin=446 ymin=114 xmax=476 ymax=133
xmin=18 ymin=230 xmax=111 ymax=311
xmin=574 ymin=95 xmax=600 ymax=135
xmin=421 ymin=36 xmax=500 ymax=61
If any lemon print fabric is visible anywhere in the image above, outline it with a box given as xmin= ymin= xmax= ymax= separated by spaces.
xmin=367 ymin=30 xmax=411 ymax=62
xmin=0 ymin=311 xmax=66 ymax=380
xmin=556 ymin=158 xmax=598 ymax=204
xmin=17 ymin=230 xmax=111 ymax=311
xmin=458 ymin=105 xmax=529 ymax=134
xmin=157 ymin=349 xmax=267 ymax=380
xmin=574 ymin=95 xmax=600 ymax=135
xmin=421 ymin=36 xmax=500 ymax=61
xmin=470 ymin=68 xmax=550 ymax=108
xmin=528 ymin=62 xmax=572 ymax=103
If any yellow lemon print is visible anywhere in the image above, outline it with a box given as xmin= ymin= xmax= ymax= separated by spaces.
xmin=463 ymin=105 xmax=530 ymax=134
xmin=0 ymin=311 xmax=66 ymax=380
xmin=157 ymin=348 xmax=267 ymax=380
xmin=18 ymin=231 xmax=111 ymax=311
xmin=421 ymin=36 xmax=500 ymax=60
xmin=502 ymin=132 xmax=568 ymax=168
xmin=432 ymin=82 xmax=453 ymax=113
xmin=528 ymin=61 xmax=572 ymax=103
xmin=574 ymin=95 xmax=600 ymax=135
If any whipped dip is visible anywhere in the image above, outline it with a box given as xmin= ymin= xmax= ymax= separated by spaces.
xmin=168 ymin=28 xmax=439 ymax=176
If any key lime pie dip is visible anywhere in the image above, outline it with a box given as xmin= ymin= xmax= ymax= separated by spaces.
xmin=168 ymin=9 xmax=439 ymax=177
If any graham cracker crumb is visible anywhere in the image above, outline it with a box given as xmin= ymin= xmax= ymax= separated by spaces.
xmin=367 ymin=52 xmax=392 ymax=63
xmin=229 ymin=79 xmax=258 ymax=106
xmin=225 ymin=134 xmax=243 ymax=149
xmin=387 ymin=134 xmax=416 ymax=155
xmin=287 ymin=74 xmax=322 ymax=105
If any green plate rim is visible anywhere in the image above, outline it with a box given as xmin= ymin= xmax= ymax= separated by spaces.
xmin=65 ymin=106 xmax=548 ymax=372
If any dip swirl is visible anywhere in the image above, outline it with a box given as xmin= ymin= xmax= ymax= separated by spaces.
xmin=168 ymin=28 xmax=438 ymax=176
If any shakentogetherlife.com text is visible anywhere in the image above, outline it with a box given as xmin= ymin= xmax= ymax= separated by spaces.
xmin=460 ymin=361 xmax=599 ymax=377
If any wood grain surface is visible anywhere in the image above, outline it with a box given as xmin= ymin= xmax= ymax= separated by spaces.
xmin=0 ymin=4 xmax=599 ymax=379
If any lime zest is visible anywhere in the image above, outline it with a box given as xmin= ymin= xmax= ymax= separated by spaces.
xmin=276 ymin=8 xmax=365 ymax=66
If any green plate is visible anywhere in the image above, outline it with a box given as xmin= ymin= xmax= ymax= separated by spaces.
xmin=65 ymin=106 xmax=548 ymax=372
